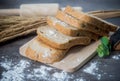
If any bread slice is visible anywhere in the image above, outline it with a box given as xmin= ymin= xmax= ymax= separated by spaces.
xmin=56 ymin=10 xmax=109 ymax=36
xmin=47 ymin=16 xmax=99 ymax=40
xmin=25 ymin=37 xmax=68 ymax=64
xmin=64 ymin=6 xmax=118 ymax=32
xmin=47 ymin=16 xmax=79 ymax=36
xmin=37 ymin=26 xmax=91 ymax=49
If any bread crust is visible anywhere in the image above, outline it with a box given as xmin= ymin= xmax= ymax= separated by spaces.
xmin=64 ymin=6 xmax=117 ymax=32
xmin=25 ymin=37 xmax=68 ymax=64
xmin=56 ymin=10 xmax=109 ymax=36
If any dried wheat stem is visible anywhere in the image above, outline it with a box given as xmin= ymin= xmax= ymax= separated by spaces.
xmin=1 ymin=22 xmax=46 ymax=38
xmin=0 ymin=28 xmax=37 ymax=43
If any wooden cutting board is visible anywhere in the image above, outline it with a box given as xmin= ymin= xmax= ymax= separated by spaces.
xmin=19 ymin=37 xmax=100 ymax=72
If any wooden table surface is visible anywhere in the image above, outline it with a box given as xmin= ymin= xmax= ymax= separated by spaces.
xmin=0 ymin=0 xmax=120 ymax=81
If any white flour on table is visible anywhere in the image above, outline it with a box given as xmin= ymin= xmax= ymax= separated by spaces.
xmin=0 ymin=59 xmax=30 ymax=81
xmin=1 ymin=53 xmax=119 ymax=81
xmin=0 ymin=57 xmax=85 ymax=81
xmin=83 ymin=62 xmax=101 ymax=80
xmin=112 ymin=54 xmax=120 ymax=60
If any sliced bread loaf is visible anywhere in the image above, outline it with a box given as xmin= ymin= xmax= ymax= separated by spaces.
xmin=37 ymin=26 xmax=91 ymax=49
xmin=64 ymin=6 xmax=118 ymax=32
xmin=25 ymin=37 xmax=68 ymax=64
xmin=56 ymin=10 xmax=109 ymax=36
xmin=47 ymin=16 xmax=99 ymax=40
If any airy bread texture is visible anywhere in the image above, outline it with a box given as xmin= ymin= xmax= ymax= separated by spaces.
xmin=56 ymin=10 xmax=109 ymax=36
xmin=64 ymin=6 xmax=118 ymax=32
xmin=37 ymin=25 xmax=91 ymax=49
xmin=25 ymin=37 xmax=68 ymax=64
xmin=47 ymin=16 xmax=99 ymax=40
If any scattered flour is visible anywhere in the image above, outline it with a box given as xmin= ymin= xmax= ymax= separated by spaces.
xmin=0 ymin=60 xmax=30 ymax=81
xmin=74 ymin=78 xmax=86 ymax=81
xmin=83 ymin=62 xmax=98 ymax=75
xmin=1 ymin=56 xmax=4 ymax=59
xmin=83 ymin=62 xmax=101 ymax=80
xmin=26 ymin=65 xmax=75 ymax=81
xmin=1 ymin=56 xmax=117 ymax=81
xmin=42 ymin=50 xmax=51 ymax=58
xmin=112 ymin=54 xmax=120 ymax=60
xmin=52 ymin=71 xmax=73 ymax=81
xmin=0 ymin=58 xmax=85 ymax=81
xmin=61 ymin=60 xmax=65 ymax=63
xmin=77 ymin=58 xmax=80 ymax=62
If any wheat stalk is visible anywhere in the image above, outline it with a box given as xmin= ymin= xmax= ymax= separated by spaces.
xmin=0 ymin=16 xmax=47 ymax=43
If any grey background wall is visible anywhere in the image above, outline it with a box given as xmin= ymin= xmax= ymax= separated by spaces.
xmin=0 ymin=0 xmax=120 ymax=11
xmin=1 ymin=0 xmax=119 ymax=26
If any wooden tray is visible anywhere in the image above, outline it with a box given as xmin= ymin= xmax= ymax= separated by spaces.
xmin=19 ymin=37 xmax=100 ymax=72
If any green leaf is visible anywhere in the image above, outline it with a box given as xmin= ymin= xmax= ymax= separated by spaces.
xmin=96 ymin=36 xmax=111 ymax=57
xmin=101 ymin=36 xmax=109 ymax=46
